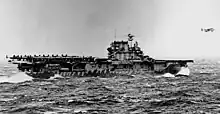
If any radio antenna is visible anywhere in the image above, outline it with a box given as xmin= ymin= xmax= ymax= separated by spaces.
xmin=114 ymin=29 xmax=117 ymax=40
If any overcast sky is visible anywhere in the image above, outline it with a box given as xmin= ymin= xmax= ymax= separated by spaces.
xmin=0 ymin=0 xmax=220 ymax=60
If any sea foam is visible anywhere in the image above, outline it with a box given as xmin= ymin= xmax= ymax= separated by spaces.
xmin=157 ymin=67 xmax=190 ymax=78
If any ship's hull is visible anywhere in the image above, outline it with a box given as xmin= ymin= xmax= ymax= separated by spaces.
xmin=57 ymin=69 xmax=154 ymax=77
xmin=26 ymin=71 xmax=55 ymax=79
xmin=23 ymin=64 xmax=190 ymax=79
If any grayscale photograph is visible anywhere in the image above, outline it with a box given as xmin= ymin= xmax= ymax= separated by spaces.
xmin=0 ymin=0 xmax=219 ymax=113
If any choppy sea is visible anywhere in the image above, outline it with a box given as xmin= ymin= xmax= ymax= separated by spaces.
xmin=1 ymin=59 xmax=220 ymax=114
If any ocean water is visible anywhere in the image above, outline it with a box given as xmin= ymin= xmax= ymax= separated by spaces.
xmin=0 ymin=60 xmax=220 ymax=113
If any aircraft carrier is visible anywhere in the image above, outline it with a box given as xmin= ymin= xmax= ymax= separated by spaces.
xmin=6 ymin=34 xmax=194 ymax=79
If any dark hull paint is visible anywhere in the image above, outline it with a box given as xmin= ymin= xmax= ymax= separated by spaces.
xmin=25 ymin=70 xmax=155 ymax=79
xmin=25 ymin=67 xmax=182 ymax=79
xmin=26 ymin=72 xmax=54 ymax=79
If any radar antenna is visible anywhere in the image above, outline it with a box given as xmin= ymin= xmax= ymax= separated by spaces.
xmin=128 ymin=33 xmax=134 ymax=47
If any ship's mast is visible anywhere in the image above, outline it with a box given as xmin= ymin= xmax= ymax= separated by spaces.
xmin=128 ymin=26 xmax=132 ymax=47
xmin=114 ymin=29 xmax=117 ymax=41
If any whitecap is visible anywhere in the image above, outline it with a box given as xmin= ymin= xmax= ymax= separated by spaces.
xmin=155 ymin=73 xmax=175 ymax=78
xmin=162 ymin=73 xmax=175 ymax=77
xmin=48 ymin=74 xmax=64 ymax=80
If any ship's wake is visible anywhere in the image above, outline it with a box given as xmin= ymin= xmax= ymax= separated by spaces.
xmin=176 ymin=67 xmax=190 ymax=76
xmin=157 ymin=67 xmax=190 ymax=78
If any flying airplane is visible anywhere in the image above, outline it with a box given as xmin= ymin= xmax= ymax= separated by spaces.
xmin=201 ymin=28 xmax=215 ymax=32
